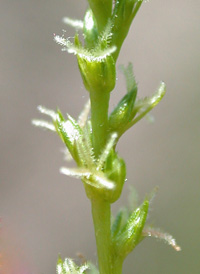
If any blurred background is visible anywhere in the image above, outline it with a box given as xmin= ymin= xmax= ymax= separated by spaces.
xmin=0 ymin=0 xmax=200 ymax=273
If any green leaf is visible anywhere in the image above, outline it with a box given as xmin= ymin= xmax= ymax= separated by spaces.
xmin=75 ymin=123 xmax=95 ymax=168
xmin=32 ymin=119 xmax=56 ymax=131
xmin=54 ymin=112 xmax=83 ymax=161
xmin=83 ymin=9 xmax=98 ymax=49
xmin=111 ymin=0 xmax=144 ymax=60
xmin=104 ymin=151 xmax=126 ymax=203
xmin=56 ymin=255 xmax=65 ymax=274
xmin=108 ymin=87 xmax=137 ymax=131
xmin=111 ymin=209 xmax=128 ymax=239
xmin=54 ymin=23 xmax=116 ymax=94
xmin=60 ymin=167 xmax=115 ymax=191
xmin=111 ymin=186 xmax=139 ymax=238
xmin=127 ymin=185 xmax=139 ymax=213
xmin=62 ymin=17 xmax=83 ymax=30
xmin=108 ymin=63 xmax=138 ymax=131
xmin=76 ymin=48 xmax=116 ymax=94
xmin=119 ymin=81 xmax=166 ymax=136
xmin=119 ymin=63 xmax=137 ymax=94
xmin=113 ymin=198 xmax=149 ymax=259
xmin=97 ymin=133 xmax=118 ymax=171
xmin=56 ymin=256 xmax=89 ymax=274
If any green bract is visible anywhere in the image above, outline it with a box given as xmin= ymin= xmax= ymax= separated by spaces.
xmin=112 ymin=199 xmax=149 ymax=260
xmin=77 ymin=50 xmax=116 ymax=93
xmin=104 ymin=150 xmax=126 ymax=203
xmin=74 ymin=23 xmax=116 ymax=94
xmin=109 ymin=88 xmax=137 ymax=131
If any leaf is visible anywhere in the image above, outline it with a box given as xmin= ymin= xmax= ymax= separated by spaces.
xmin=119 ymin=63 xmax=137 ymax=94
xmin=77 ymin=99 xmax=91 ymax=128
xmin=37 ymin=105 xmax=57 ymax=119
xmin=127 ymin=185 xmax=139 ymax=213
xmin=54 ymin=21 xmax=116 ymax=93
xmin=56 ymin=256 xmax=89 ymax=274
xmin=110 ymin=0 xmax=144 ymax=60
xmin=55 ymin=113 xmax=82 ymax=158
xmin=133 ymin=81 xmax=166 ymax=118
xmin=113 ymin=199 xmax=149 ymax=259
xmin=120 ymin=81 xmax=166 ymax=135
xmin=54 ymin=33 xmax=116 ymax=62
xmin=83 ymin=9 xmax=98 ymax=49
xmin=97 ymin=133 xmax=118 ymax=171
xmin=32 ymin=119 xmax=56 ymax=131
xmin=75 ymin=127 xmax=95 ymax=168
xmin=103 ymin=151 xmax=126 ymax=202
xmin=109 ymin=63 xmax=138 ymax=131
xmin=34 ymin=106 xmax=83 ymax=162
xmin=60 ymin=167 xmax=115 ymax=190
xmin=108 ymin=88 xmax=137 ymax=131
xmin=111 ymin=209 xmax=126 ymax=239
xmin=62 ymin=17 xmax=83 ymax=29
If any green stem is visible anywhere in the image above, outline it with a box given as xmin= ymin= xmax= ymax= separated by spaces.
xmin=112 ymin=257 xmax=123 ymax=274
xmin=88 ymin=0 xmax=112 ymax=32
xmin=91 ymin=198 xmax=112 ymax=274
xmin=89 ymin=91 xmax=110 ymax=157
xmin=89 ymin=89 xmax=113 ymax=273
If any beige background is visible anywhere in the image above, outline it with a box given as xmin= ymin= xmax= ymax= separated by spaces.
xmin=0 ymin=0 xmax=200 ymax=273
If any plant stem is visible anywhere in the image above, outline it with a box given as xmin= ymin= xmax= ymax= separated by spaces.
xmin=91 ymin=198 xmax=112 ymax=274
xmin=89 ymin=90 xmax=112 ymax=273
xmin=88 ymin=0 xmax=112 ymax=32
xmin=89 ymin=91 xmax=110 ymax=157
xmin=112 ymin=257 xmax=123 ymax=274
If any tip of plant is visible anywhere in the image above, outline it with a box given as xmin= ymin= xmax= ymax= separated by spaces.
xmin=37 ymin=105 xmax=57 ymax=120
xmin=32 ymin=119 xmax=56 ymax=131
xmin=150 ymin=81 xmax=166 ymax=106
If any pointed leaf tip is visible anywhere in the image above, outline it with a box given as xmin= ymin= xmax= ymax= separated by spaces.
xmin=62 ymin=17 xmax=83 ymax=29
xmin=142 ymin=227 xmax=181 ymax=251
xmin=60 ymin=167 xmax=115 ymax=191
xmin=32 ymin=119 xmax=56 ymax=131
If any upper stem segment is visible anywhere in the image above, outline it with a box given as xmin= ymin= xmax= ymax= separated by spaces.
xmin=89 ymin=91 xmax=110 ymax=157
xmin=87 ymin=0 xmax=113 ymax=32
xmin=89 ymin=80 xmax=113 ymax=274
